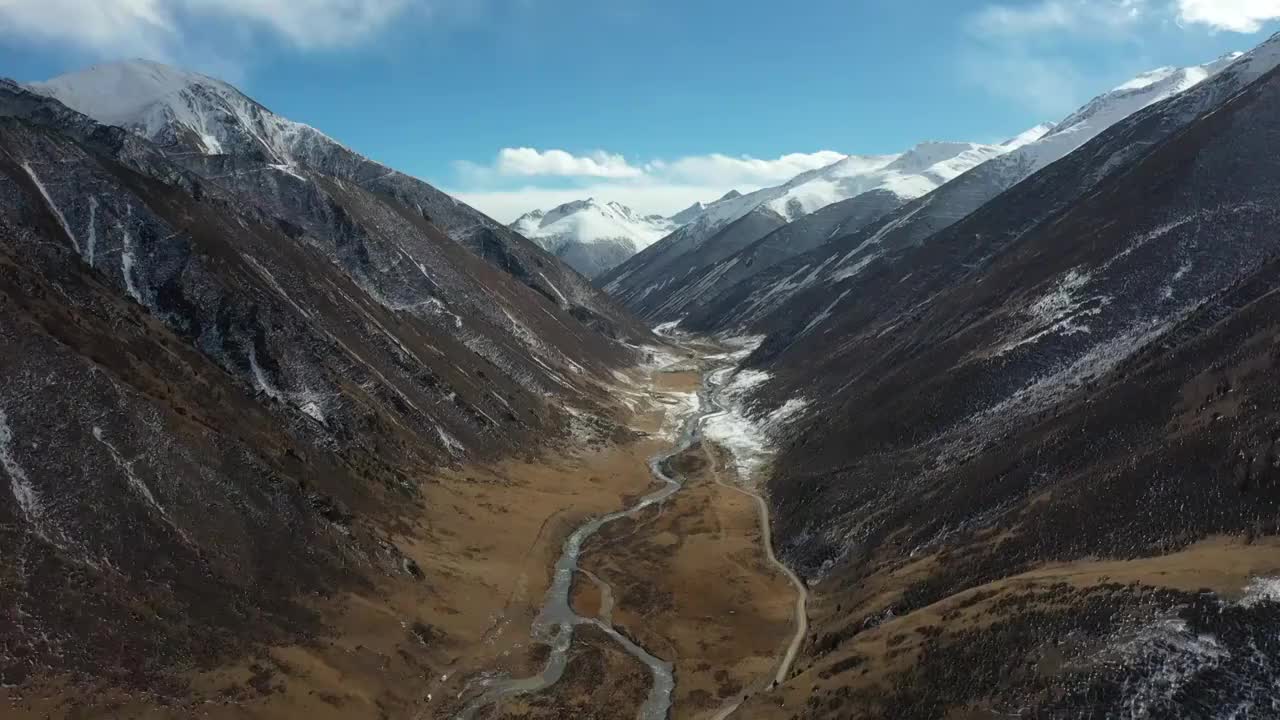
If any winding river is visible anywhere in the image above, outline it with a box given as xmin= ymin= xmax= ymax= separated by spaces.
xmin=455 ymin=366 xmax=725 ymax=720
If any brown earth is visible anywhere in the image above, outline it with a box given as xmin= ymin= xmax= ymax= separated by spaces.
xmin=2 ymin=361 xmax=701 ymax=720
xmin=3 ymin=357 xmax=804 ymax=720
xmin=735 ymin=535 xmax=1280 ymax=719
xmin=575 ymin=441 xmax=796 ymax=720
xmin=485 ymin=625 xmax=652 ymax=720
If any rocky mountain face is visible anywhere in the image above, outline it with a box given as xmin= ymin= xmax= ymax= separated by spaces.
xmin=615 ymin=55 xmax=1240 ymax=329
xmin=510 ymin=198 xmax=677 ymax=278
xmin=29 ymin=61 xmax=634 ymax=332
xmin=599 ymin=138 xmax=1018 ymax=319
xmin=707 ymin=37 xmax=1280 ymax=718
xmin=0 ymin=65 xmax=649 ymax=699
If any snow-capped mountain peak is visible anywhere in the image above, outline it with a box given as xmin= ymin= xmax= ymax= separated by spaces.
xmin=511 ymin=198 xmax=680 ymax=278
xmin=27 ymin=59 xmax=342 ymax=166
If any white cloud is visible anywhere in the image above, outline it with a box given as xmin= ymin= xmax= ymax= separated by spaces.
xmin=961 ymin=1 xmax=1155 ymax=116
xmin=0 ymin=0 xmax=174 ymax=57
xmin=1177 ymin=0 xmax=1280 ymax=32
xmin=960 ymin=50 xmax=1091 ymax=117
xmin=970 ymin=0 xmax=1148 ymax=37
xmin=648 ymin=150 xmax=847 ymax=186
xmin=461 ymin=147 xmax=843 ymax=186
xmin=0 ymin=0 xmax=416 ymax=57
xmin=450 ymin=147 xmax=848 ymax=221
xmin=492 ymin=148 xmax=645 ymax=179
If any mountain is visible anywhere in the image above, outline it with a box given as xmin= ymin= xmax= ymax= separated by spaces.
xmin=510 ymin=198 xmax=677 ymax=278
xmin=599 ymin=139 xmax=1011 ymax=317
xmin=670 ymin=200 xmax=711 ymax=225
xmin=27 ymin=61 xmax=633 ymax=331
xmin=1000 ymin=122 xmax=1055 ymax=149
xmin=699 ymin=37 xmax=1280 ymax=718
xmin=673 ymin=51 xmax=1246 ymax=334
xmin=0 ymin=62 xmax=654 ymax=705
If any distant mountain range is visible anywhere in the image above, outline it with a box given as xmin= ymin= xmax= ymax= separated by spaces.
xmin=597 ymin=134 xmax=1046 ymax=312
xmin=603 ymin=52 xmax=1245 ymax=325
xmin=521 ymin=135 xmax=1041 ymax=281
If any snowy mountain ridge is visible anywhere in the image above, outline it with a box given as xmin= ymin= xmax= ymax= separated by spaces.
xmin=509 ymin=198 xmax=679 ymax=277
xmin=27 ymin=59 xmax=343 ymax=165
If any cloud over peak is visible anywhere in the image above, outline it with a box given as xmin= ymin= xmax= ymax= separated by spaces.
xmin=494 ymin=148 xmax=645 ymax=179
xmin=451 ymin=147 xmax=848 ymax=220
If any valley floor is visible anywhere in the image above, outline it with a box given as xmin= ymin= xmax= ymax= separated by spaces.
xmin=4 ymin=344 xmax=807 ymax=720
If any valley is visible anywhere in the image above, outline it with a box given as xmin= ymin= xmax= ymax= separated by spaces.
xmin=9 ymin=17 xmax=1280 ymax=720
xmin=442 ymin=342 xmax=808 ymax=720
xmin=3 ymin=339 xmax=810 ymax=719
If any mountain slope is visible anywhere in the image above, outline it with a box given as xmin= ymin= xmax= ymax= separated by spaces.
xmin=28 ymin=60 xmax=640 ymax=336
xmin=511 ymin=198 xmax=676 ymax=278
xmin=0 ymin=68 xmax=653 ymax=707
xmin=709 ymin=37 xmax=1280 ymax=719
xmin=600 ymin=140 xmax=1010 ymax=318
xmin=680 ymin=50 xmax=1248 ymax=335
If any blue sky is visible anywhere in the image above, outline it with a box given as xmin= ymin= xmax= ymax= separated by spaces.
xmin=2 ymin=0 xmax=1277 ymax=220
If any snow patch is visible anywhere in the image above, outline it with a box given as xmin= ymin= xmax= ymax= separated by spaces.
xmin=0 ymin=408 xmax=41 ymax=524
xmin=1110 ymin=618 xmax=1228 ymax=716
xmin=436 ymin=426 xmax=466 ymax=457
xmin=655 ymin=392 xmax=700 ymax=441
xmin=92 ymin=425 xmax=170 ymax=521
xmin=994 ymin=268 xmax=1108 ymax=356
xmin=704 ymin=367 xmax=808 ymax=480
xmin=1240 ymin=576 xmax=1280 ymax=607
xmin=22 ymin=162 xmax=79 ymax=254
xmin=248 ymin=346 xmax=282 ymax=400
xmin=85 ymin=196 xmax=98 ymax=265
xmin=653 ymin=320 xmax=683 ymax=337
xmin=119 ymin=210 xmax=144 ymax=304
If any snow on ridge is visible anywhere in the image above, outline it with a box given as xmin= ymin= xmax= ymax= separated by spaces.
xmin=512 ymin=198 xmax=676 ymax=253
xmin=29 ymin=59 xmax=347 ymax=168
